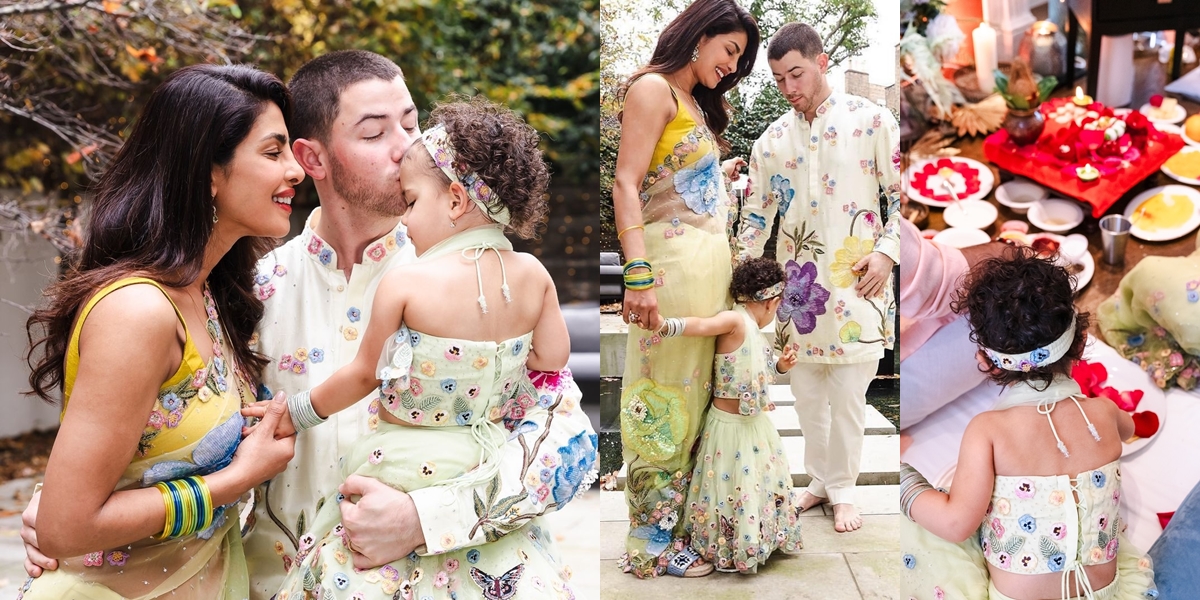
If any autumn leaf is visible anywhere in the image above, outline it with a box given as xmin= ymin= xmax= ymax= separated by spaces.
xmin=102 ymin=0 xmax=121 ymax=13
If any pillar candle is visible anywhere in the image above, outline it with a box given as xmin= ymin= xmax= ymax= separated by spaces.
xmin=974 ymin=22 xmax=998 ymax=94
xmin=1097 ymin=34 xmax=1134 ymax=107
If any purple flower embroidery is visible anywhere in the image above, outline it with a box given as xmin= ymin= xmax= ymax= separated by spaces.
xmin=776 ymin=260 xmax=829 ymax=334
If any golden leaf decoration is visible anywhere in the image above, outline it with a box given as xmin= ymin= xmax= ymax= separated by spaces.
xmin=952 ymin=94 xmax=1008 ymax=137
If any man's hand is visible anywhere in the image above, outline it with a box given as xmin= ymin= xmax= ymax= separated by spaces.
xmin=339 ymin=475 xmax=426 ymax=569
xmin=776 ymin=346 xmax=798 ymax=374
xmin=852 ymin=251 xmax=895 ymax=299
xmin=21 ymin=488 xmax=57 ymax=577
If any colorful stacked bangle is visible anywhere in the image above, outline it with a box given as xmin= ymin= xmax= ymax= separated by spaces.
xmin=154 ymin=475 xmax=214 ymax=539
xmin=623 ymin=259 xmax=654 ymax=291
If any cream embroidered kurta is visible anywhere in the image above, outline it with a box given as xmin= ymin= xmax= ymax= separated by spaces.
xmin=241 ymin=209 xmax=597 ymax=599
xmin=242 ymin=208 xmax=415 ymax=599
xmin=735 ymin=93 xmax=900 ymax=365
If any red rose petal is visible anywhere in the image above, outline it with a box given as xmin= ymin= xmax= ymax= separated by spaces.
xmin=1150 ymin=94 xmax=1164 ymax=108
xmin=1158 ymin=511 xmax=1174 ymax=530
xmin=1132 ymin=411 xmax=1160 ymax=438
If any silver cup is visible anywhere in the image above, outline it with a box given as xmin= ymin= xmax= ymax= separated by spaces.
xmin=1099 ymin=214 xmax=1132 ymax=266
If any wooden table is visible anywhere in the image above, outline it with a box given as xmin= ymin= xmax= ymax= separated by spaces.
xmin=909 ymin=92 xmax=1200 ymax=333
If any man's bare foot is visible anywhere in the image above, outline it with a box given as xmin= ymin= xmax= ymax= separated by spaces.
xmin=796 ymin=491 xmax=827 ymax=512
xmin=833 ymin=503 xmax=862 ymax=532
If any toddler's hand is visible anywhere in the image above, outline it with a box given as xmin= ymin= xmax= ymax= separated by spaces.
xmin=241 ymin=395 xmax=297 ymax=439
xmin=777 ymin=347 xmax=798 ymax=374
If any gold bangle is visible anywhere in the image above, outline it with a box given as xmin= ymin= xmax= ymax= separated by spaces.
xmin=617 ymin=224 xmax=645 ymax=240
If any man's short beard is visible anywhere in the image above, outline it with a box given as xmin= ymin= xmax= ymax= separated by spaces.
xmin=328 ymin=152 xmax=402 ymax=217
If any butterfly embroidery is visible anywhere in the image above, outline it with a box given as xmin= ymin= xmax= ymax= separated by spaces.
xmin=719 ymin=515 xmax=736 ymax=540
xmin=470 ymin=564 xmax=525 ymax=600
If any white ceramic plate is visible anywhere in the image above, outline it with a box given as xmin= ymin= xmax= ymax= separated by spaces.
xmin=1140 ymin=102 xmax=1187 ymax=125
xmin=904 ymin=157 xmax=995 ymax=207
xmin=1123 ymin=185 xmax=1200 ymax=241
xmin=1025 ymin=232 xmax=1094 ymax=292
xmin=943 ymin=199 xmax=998 ymax=229
xmin=1161 ymin=147 xmax=1200 ymax=186
xmin=932 ymin=227 xmax=991 ymax=248
xmin=1081 ymin=336 xmax=1167 ymax=458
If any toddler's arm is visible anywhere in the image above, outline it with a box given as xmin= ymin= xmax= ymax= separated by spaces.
xmin=907 ymin=414 xmax=996 ymax=543
xmin=528 ymin=267 xmax=569 ymax=371
xmin=309 ymin=271 xmax=407 ymax=420
xmin=658 ymin=311 xmax=742 ymax=339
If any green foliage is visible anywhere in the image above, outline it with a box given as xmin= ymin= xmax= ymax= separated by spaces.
xmin=994 ymin=71 xmax=1058 ymax=110
xmin=725 ymin=72 xmax=791 ymax=165
xmin=0 ymin=0 xmax=599 ymax=210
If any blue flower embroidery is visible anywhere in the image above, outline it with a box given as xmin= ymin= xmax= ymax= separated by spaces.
xmin=254 ymin=273 xmax=270 ymax=286
xmin=161 ymin=392 xmax=183 ymax=412
xmin=1047 ymin=552 xmax=1066 ymax=572
xmin=1030 ymin=348 xmax=1051 ymax=364
xmin=467 ymin=549 xmax=481 ymax=564
xmin=1092 ymin=471 xmax=1107 ymax=488
xmin=1018 ymin=514 xmax=1037 ymax=533
xmin=455 ymin=411 xmax=473 ymax=426
xmin=770 ymin=174 xmax=795 ymax=216
xmin=144 ymin=411 xmax=245 ymax=539
xmin=512 ymin=340 xmax=524 ymax=355
xmin=318 ymin=248 xmax=333 ymax=265
xmin=440 ymin=378 xmax=457 ymax=394
xmin=674 ymin=153 xmax=721 ymax=217
xmin=395 ymin=230 xmax=407 ymax=246
xmin=309 ymin=348 xmax=324 ymax=363
xmin=347 ymin=307 xmax=361 ymax=322
xmin=410 ymin=331 xmax=422 ymax=347
xmin=629 ymin=524 xmax=672 ymax=556
xmin=1128 ymin=334 xmax=1144 ymax=347
xmin=551 ymin=431 xmax=597 ymax=504
xmin=745 ymin=212 xmax=767 ymax=231
xmin=1189 ymin=290 xmax=1199 ymax=303
xmin=903 ymin=554 xmax=916 ymax=569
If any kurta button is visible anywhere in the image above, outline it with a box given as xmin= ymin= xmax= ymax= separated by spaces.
xmin=337 ymin=285 xmax=345 ymax=292
xmin=344 ymin=327 xmax=358 ymax=341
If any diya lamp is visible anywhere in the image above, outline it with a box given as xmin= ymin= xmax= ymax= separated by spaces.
xmin=1073 ymin=86 xmax=1094 ymax=107
xmin=1076 ymin=163 xmax=1100 ymax=182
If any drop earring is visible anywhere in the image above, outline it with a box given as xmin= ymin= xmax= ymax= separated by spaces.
xmin=691 ymin=45 xmax=699 ymax=63
xmin=450 ymin=219 xmax=457 ymax=228
xmin=212 ymin=199 xmax=218 ymax=224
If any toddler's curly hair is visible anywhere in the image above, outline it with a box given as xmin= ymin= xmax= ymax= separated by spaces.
xmin=731 ymin=257 xmax=784 ymax=302
xmin=951 ymin=246 xmax=1089 ymax=389
xmin=410 ymin=95 xmax=550 ymax=239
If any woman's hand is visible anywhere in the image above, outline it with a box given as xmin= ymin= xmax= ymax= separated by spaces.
xmin=241 ymin=396 xmax=297 ymax=439
xmin=623 ymin=287 xmax=660 ymax=332
xmin=229 ymin=394 xmax=295 ymax=485
xmin=722 ymin=157 xmax=747 ymax=181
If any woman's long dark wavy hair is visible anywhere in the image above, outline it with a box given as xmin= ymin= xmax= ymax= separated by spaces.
xmin=26 ymin=64 xmax=288 ymax=403
xmin=620 ymin=0 xmax=759 ymax=153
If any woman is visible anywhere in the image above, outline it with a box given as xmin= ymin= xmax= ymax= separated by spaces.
xmin=20 ymin=64 xmax=301 ymax=599
xmin=611 ymin=0 xmax=759 ymax=579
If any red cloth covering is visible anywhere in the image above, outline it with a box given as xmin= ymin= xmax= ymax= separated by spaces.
xmin=983 ymin=98 xmax=1186 ymax=217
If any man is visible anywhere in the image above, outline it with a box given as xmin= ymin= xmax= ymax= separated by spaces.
xmin=734 ymin=23 xmax=900 ymax=533
xmin=22 ymin=50 xmax=596 ymax=599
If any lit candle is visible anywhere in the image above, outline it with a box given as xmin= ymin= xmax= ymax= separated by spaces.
xmin=1076 ymin=163 xmax=1100 ymax=181
xmin=974 ymin=22 xmax=998 ymax=94
xmin=1073 ymin=86 xmax=1093 ymax=106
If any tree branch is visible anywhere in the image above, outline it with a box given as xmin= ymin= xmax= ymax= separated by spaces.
xmin=0 ymin=0 xmax=93 ymax=17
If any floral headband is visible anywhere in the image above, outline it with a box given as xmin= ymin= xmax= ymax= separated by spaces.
xmin=983 ymin=319 xmax=1077 ymax=372
xmin=420 ymin=124 xmax=511 ymax=225
xmin=735 ymin=281 xmax=785 ymax=303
